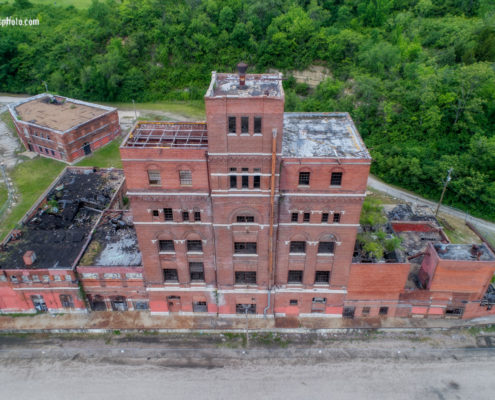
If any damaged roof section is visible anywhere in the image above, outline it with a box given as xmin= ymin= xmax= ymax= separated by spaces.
xmin=123 ymin=121 xmax=208 ymax=149
xmin=282 ymin=113 xmax=371 ymax=159
xmin=434 ymin=243 xmax=495 ymax=261
xmin=0 ymin=168 xmax=124 ymax=270
xmin=206 ymin=72 xmax=283 ymax=97
xmin=79 ymin=211 xmax=142 ymax=267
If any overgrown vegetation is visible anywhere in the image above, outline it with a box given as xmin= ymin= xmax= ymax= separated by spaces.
xmin=1 ymin=0 xmax=494 ymax=219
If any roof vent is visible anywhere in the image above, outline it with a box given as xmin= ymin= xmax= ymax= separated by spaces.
xmin=237 ymin=62 xmax=248 ymax=88
xmin=23 ymin=251 xmax=37 ymax=267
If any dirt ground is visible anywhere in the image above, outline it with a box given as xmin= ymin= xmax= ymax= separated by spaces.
xmin=0 ymin=331 xmax=494 ymax=400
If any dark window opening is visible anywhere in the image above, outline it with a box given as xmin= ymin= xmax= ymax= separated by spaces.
xmin=189 ymin=262 xmax=205 ymax=282
xmin=290 ymin=241 xmax=306 ymax=254
xmin=315 ymin=271 xmax=330 ymax=284
xmin=228 ymin=116 xmax=236 ymax=133
xmin=148 ymin=170 xmax=161 ymax=185
xmin=182 ymin=211 xmax=189 ymax=221
xmin=379 ymin=306 xmax=389 ymax=316
xmin=333 ymin=213 xmax=341 ymax=223
xmin=230 ymin=167 xmax=237 ymax=172
xmin=134 ymin=301 xmax=149 ymax=310
xmin=163 ymin=269 xmax=178 ymax=282
xmin=291 ymin=213 xmax=299 ymax=223
xmin=235 ymin=271 xmax=257 ymax=284
xmin=163 ymin=208 xmax=173 ymax=221
xmin=236 ymin=303 xmax=256 ymax=314
xmin=241 ymin=116 xmax=249 ymax=133
xmin=152 ymin=210 xmax=159 ymax=217
xmin=289 ymin=299 xmax=298 ymax=306
xmin=362 ymin=307 xmax=370 ymax=316
xmin=242 ymin=175 xmax=249 ymax=188
xmin=242 ymin=167 xmax=249 ymax=172
xmin=253 ymin=175 xmax=260 ymax=188
xmin=60 ymin=294 xmax=74 ymax=309
xmin=230 ymin=175 xmax=237 ymax=189
xmin=318 ymin=242 xmax=335 ymax=254
xmin=303 ymin=212 xmax=310 ymax=222
xmin=89 ymin=295 xmax=106 ymax=311
xmin=159 ymin=240 xmax=174 ymax=252
xmin=299 ymin=172 xmax=310 ymax=186
xmin=193 ymin=301 xmax=208 ymax=312
xmin=194 ymin=211 xmax=201 ymax=222
xmin=321 ymin=213 xmax=329 ymax=223
xmin=234 ymin=242 xmax=257 ymax=254
xmin=288 ymin=270 xmax=303 ymax=283
xmin=187 ymin=240 xmax=203 ymax=252
xmin=331 ymin=172 xmax=343 ymax=186
xmin=237 ymin=216 xmax=255 ymax=223
xmin=254 ymin=117 xmax=262 ymax=133
xmin=343 ymin=306 xmax=355 ymax=319
xmin=111 ymin=296 xmax=128 ymax=311
xmin=446 ymin=307 xmax=464 ymax=317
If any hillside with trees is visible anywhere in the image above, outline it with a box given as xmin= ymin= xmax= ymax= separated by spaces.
xmin=1 ymin=0 xmax=494 ymax=219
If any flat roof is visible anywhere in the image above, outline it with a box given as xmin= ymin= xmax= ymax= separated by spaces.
xmin=434 ymin=244 xmax=495 ymax=261
xmin=10 ymin=94 xmax=114 ymax=133
xmin=206 ymin=72 xmax=283 ymax=98
xmin=123 ymin=121 xmax=208 ymax=149
xmin=0 ymin=168 xmax=124 ymax=270
xmin=282 ymin=113 xmax=371 ymax=159
xmin=79 ymin=212 xmax=141 ymax=267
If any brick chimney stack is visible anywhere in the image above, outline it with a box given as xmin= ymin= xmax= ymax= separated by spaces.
xmin=237 ymin=62 xmax=248 ymax=88
xmin=23 ymin=251 xmax=36 ymax=267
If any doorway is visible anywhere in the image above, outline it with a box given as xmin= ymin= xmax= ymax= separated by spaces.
xmin=83 ymin=142 xmax=92 ymax=155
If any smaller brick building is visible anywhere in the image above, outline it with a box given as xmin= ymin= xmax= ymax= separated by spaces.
xmin=8 ymin=94 xmax=120 ymax=163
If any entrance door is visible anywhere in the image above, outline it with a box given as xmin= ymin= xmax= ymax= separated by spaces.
xmin=167 ymin=296 xmax=181 ymax=313
xmin=111 ymin=296 xmax=128 ymax=311
xmin=89 ymin=295 xmax=107 ymax=311
xmin=28 ymin=143 xmax=33 ymax=151
xmin=83 ymin=142 xmax=92 ymax=155
xmin=31 ymin=295 xmax=47 ymax=312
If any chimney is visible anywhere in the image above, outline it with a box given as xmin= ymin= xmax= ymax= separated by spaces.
xmin=237 ymin=62 xmax=248 ymax=88
xmin=23 ymin=251 xmax=36 ymax=267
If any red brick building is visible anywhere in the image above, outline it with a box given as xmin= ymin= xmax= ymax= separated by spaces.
xmin=8 ymin=94 xmax=120 ymax=163
xmin=121 ymin=67 xmax=371 ymax=316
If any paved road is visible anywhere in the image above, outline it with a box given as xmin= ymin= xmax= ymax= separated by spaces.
xmin=368 ymin=175 xmax=495 ymax=234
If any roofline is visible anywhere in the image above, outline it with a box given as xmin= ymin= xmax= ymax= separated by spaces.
xmin=8 ymin=93 xmax=117 ymax=135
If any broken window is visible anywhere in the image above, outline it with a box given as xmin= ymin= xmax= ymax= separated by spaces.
xmin=446 ymin=307 xmax=464 ymax=317
xmin=343 ymin=306 xmax=355 ymax=319
xmin=253 ymin=175 xmax=260 ymax=188
xmin=187 ymin=240 xmax=203 ymax=252
xmin=228 ymin=116 xmax=236 ymax=133
xmin=152 ymin=210 xmax=159 ymax=217
xmin=321 ymin=213 xmax=329 ymax=223
xmin=291 ymin=213 xmax=299 ymax=223
xmin=236 ymin=304 xmax=256 ymax=314
xmin=163 ymin=269 xmax=178 ymax=282
xmin=194 ymin=211 xmax=201 ymax=222
xmin=241 ymin=116 xmax=249 ymax=133
xmin=89 ymin=295 xmax=106 ymax=311
xmin=331 ymin=172 xmax=343 ymax=186
xmin=237 ymin=216 xmax=255 ymax=223
xmin=193 ymin=301 xmax=208 ymax=312
xmin=242 ymin=175 xmax=249 ymax=188
xmin=182 ymin=211 xmax=189 ymax=221
xmin=163 ymin=208 xmax=173 ymax=221
xmin=318 ymin=242 xmax=335 ymax=254
xmin=230 ymin=175 xmax=237 ymax=189
xmin=189 ymin=262 xmax=205 ymax=282
xmin=299 ymin=172 xmax=310 ymax=186
xmin=148 ymin=170 xmax=161 ymax=185
xmin=288 ymin=270 xmax=303 ymax=283
xmin=333 ymin=213 xmax=341 ymax=223
xmin=60 ymin=294 xmax=74 ymax=309
xmin=290 ymin=241 xmax=306 ymax=254
xmin=111 ymin=296 xmax=128 ymax=311
xmin=254 ymin=117 xmax=262 ymax=134
xmin=379 ymin=306 xmax=389 ymax=316
xmin=179 ymin=170 xmax=192 ymax=185
xmin=362 ymin=306 xmax=370 ymax=316
xmin=234 ymin=242 xmax=257 ymax=254
xmin=134 ymin=301 xmax=149 ymax=310
xmin=31 ymin=295 xmax=47 ymax=312
xmin=303 ymin=212 xmax=310 ymax=222
xmin=315 ymin=271 xmax=330 ymax=284
xmin=289 ymin=299 xmax=298 ymax=306
xmin=32 ymin=274 xmax=40 ymax=282
xmin=235 ymin=271 xmax=257 ymax=284
xmin=10 ymin=276 xmax=18 ymax=283
xmin=159 ymin=240 xmax=175 ymax=252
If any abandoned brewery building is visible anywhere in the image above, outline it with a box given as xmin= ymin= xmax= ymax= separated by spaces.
xmin=121 ymin=65 xmax=372 ymax=316
xmin=8 ymin=94 xmax=120 ymax=163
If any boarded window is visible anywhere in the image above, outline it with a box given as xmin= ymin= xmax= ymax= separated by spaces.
xmin=159 ymin=240 xmax=174 ymax=252
xmin=318 ymin=242 xmax=335 ymax=254
xmin=290 ymin=241 xmax=306 ymax=253
xmin=235 ymin=271 xmax=257 ymax=284
xmin=189 ymin=262 xmax=205 ymax=282
xmin=254 ymin=117 xmax=262 ymax=133
xmin=288 ymin=270 xmax=303 ymax=283
xmin=331 ymin=172 xmax=343 ymax=186
xmin=163 ymin=269 xmax=178 ymax=282
xmin=299 ymin=172 xmax=310 ymax=185
xmin=241 ymin=116 xmax=249 ymax=133
xmin=179 ymin=170 xmax=192 ymax=185
xmin=148 ymin=170 xmax=161 ymax=185
xmin=315 ymin=270 xmax=330 ymax=284
xmin=228 ymin=116 xmax=236 ymax=133
xmin=234 ymin=242 xmax=257 ymax=254
xmin=163 ymin=208 xmax=173 ymax=221
xmin=187 ymin=240 xmax=203 ymax=252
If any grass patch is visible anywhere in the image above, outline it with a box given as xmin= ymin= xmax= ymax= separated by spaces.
xmin=103 ymin=100 xmax=205 ymax=120
xmin=0 ymin=182 xmax=7 ymax=209
xmin=251 ymin=332 xmax=289 ymax=348
xmin=0 ymin=157 xmax=65 ymax=240
xmin=6 ymin=0 xmax=93 ymax=8
xmin=0 ymin=110 xmax=16 ymax=133
xmin=75 ymin=138 xmax=123 ymax=169
xmin=78 ymin=240 xmax=102 ymax=266
xmin=466 ymin=325 xmax=495 ymax=336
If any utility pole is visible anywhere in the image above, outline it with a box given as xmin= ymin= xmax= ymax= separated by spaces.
xmin=132 ymin=99 xmax=137 ymax=121
xmin=435 ymin=168 xmax=453 ymax=217
xmin=43 ymin=81 xmax=48 ymax=93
